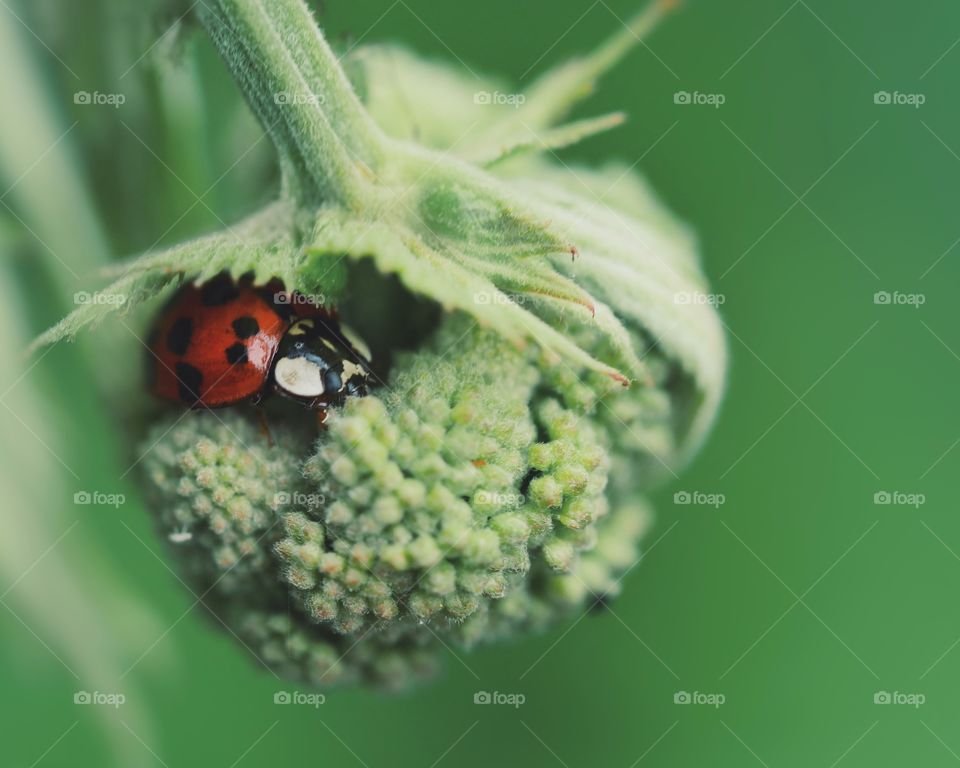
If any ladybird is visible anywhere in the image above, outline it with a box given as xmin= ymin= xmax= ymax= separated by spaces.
xmin=146 ymin=273 xmax=373 ymax=410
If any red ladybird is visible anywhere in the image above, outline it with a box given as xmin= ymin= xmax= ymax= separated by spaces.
xmin=146 ymin=273 xmax=372 ymax=410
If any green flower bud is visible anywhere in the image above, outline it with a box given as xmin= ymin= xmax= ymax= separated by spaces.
xmin=529 ymin=476 xmax=563 ymax=509
xmin=543 ymin=537 xmax=576 ymax=572
xmin=36 ymin=0 xmax=726 ymax=692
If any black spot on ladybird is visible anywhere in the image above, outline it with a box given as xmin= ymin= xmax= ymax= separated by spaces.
xmin=175 ymin=362 xmax=203 ymax=403
xmin=226 ymin=343 xmax=249 ymax=365
xmin=200 ymin=276 xmax=239 ymax=306
xmin=232 ymin=316 xmax=260 ymax=339
xmin=166 ymin=316 xmax=193 ymax=356
xmin=258 ymin=287 xmax=290 ymax=316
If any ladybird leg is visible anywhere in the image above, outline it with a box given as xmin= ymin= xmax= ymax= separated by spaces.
xmin=255 ymin=408 xmax=274 ymax=447
xmin=316 ymin=408 xmax=329 ymax=430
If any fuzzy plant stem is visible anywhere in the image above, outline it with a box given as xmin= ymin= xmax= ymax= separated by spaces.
xmin=0 ymin=15 xmax=166 ymax=762
xmin=196 ymin=0 xmax=388 ymax=210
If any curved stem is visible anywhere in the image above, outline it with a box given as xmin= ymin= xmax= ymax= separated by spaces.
xmin=197 ymin=0 xmax=386 ymax=209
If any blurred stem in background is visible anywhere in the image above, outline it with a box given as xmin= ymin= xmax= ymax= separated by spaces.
xmin=0 ymin=2 xmax=235 ymax=763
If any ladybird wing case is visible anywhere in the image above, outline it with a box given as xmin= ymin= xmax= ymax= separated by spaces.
xmin=146 ymin=276 xmax=290 ymax=408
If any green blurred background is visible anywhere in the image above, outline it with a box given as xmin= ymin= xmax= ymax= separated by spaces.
xmin=1 ymin=0 xmax=958 ymax=765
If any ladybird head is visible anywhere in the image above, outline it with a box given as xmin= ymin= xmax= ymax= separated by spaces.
xmin=271 ymin=317 xmax=372 ymax=408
